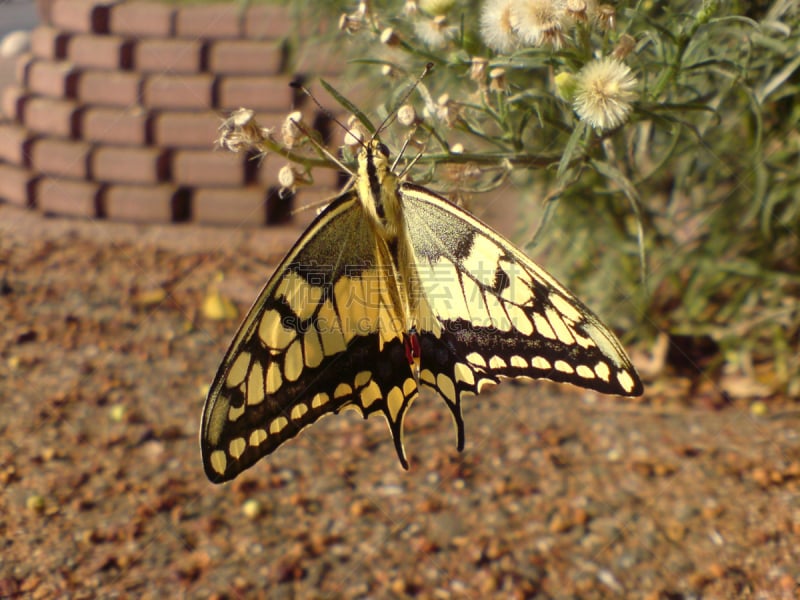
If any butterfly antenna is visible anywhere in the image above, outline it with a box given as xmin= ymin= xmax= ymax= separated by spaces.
xmin=372 ymin=62 xmax=435 ymax=141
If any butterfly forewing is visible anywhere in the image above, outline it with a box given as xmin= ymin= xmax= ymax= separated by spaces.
xmin=201 ymin=192 xmax=419 ymax=483
xmin=399 ymin=182 xmax=643 ymax=426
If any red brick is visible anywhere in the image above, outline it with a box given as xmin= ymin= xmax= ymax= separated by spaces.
xmin=172 ymin=150 xmax=247 ymax=187
xmin=1 ymin=84 xmax=29 ymax=121
xmin=30 ymin=26 xmax=70 ymax=60
xmin=81 ymin=106 xmax=149 ymax=145
xmin=175 ymin=5 xmax=242 ymax=39
xmin=0 ymin=123 xmax=34 ymax=167
xmin=109 ymin=1 xmax=175 ymax=37
xmin=30 ymin=137 xmax=92 ymax=179
xmin=77 ymin=70 xmax=142 ymax=107
xmin=217 ymin=75 xmax=295 ymax=112
xmin=192 ymin=187 xmax=267 ymax=226
xmin=208 ymin=40 xmax=284 ymax=75
xmin=23 ymin=97 xmax=80 ymax=137
xmin=143 ymin=74 xmax=214 ymax=110
xmin=15 ymin=52 xmax=35 ymax=86
xmin=36 ymin=176 xmax=100 ymax=217
xmin=50 ymin=0 xmax=116 ymax=34
xmin=92 ymin=146 xmax=168 ymax=184
xmin=27 ymin=60 xmax=79 ymax=98
xmin=67 ymin=34 xmax=133 ymax=69
xmin=133 ymin=38 xmax=204 ymax=74
xmin=0 ymin=163 xmax=37 ymax=208
xmin=152 ymin=110 xmax=221 ymax=149
xmin=244 ymin=5 xmax=290 ymax=40
xmin=103 ymin=184 xmax=186 ymax=223
xmin=255 ymin=152 xmax=341 ymax=191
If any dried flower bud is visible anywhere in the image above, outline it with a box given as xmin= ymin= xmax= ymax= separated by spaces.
xmin=489 ymin=67 xmax=507 ymax=92
xmin=403 ymin=0 xmax=419 ymax=16
xmin=470 ymin=57 xmax=488 ymax=83
xmin=566 ymin=0 xmax=588 ymax=22
xmin=381 ymin=64 xmax=395 ymax=77
xmin=612 ymin=33 xmax=636 ymax=60
xmin=380 ymin=28 xmax=401 ymax=46
xmin=451 ymin=143 xmax=464 ymax=153
xmin=278 ymin=164 xmax=296 ymax=189
xmin=596 ymin=4 xmax=616 ymax=31
xmin=281 ymin=111 xmax=304 ymax=148
xmin=436 ymin=93 xmax=459 ymax=127
xmin=397 ymin=104 xmax=418 ymax=127
xmin=344 ymin=116 xmax=366 ymax=147
xmin=217 ymin=108 xmax=270 ymax=152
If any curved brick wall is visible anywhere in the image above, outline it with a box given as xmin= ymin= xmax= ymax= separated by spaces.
xmin=0 ymin=0 xmax=351 ymax=226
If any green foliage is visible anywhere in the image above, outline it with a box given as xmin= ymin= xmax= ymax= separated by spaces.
xmin=258 ymin=1 xmax=800 ymax=394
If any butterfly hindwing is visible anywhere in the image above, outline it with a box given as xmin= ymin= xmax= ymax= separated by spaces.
xmin=201 ymin=192 xmax=418 ymax=483
xmin=400 ymin=182 xmax=643 ymax=429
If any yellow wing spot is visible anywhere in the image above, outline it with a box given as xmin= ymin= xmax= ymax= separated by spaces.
xmin=210 ymin=450 xmax=227 ymax=475
xmin=317 ymin=300 xmax=347 ymax=356
xmin=265 ymin=361 xmax=282 ymax=395
xmin=403 ymin=377 xmax=416 ymax=396
xmin=466 ymin=352 xmax=487 ymax=368
xmin=532 ymin=356 xmax=551 ymax=370
xmin=311 ymin=392 xmax=329 ymax=408
xmin=617 ymin=370 xmax=636 ymax=393
xmin=334 ymin=382 xmax=352 ymax=399
xmin=290 ymin=403 xmax=308 ymax=420
xmin=249 ymin=429 xmax=268 ymax=446
xmin=477 ymin=378 xmax=496 ymax=393
xmin=226 ymin=352 xmax=251 ymax=388
xmin=550 ymin=293 xmax=583 ymax=323
xmin=510 ymin=355 xmax=528 ymax=369
xmin=486 ymin=294 xmax=512 ymax=331
xmin=462 ymin=235 xmax=503 ymax=287
xmin=283 ymin=339 xmax=304 ymax=382
xmin=573 ymin=332 xmax=595 ymax=349
xmin=228 ymin=403 xmax=245 ymax=422
xmin=259 ymin=309 xmax=296 ymax=350
xmin=247 ymin=361 xmax=264 ymax=406
xmin=269 ymin=416 xmax=288 ymax=434
xmin=228 ymin=437 xmax=246 ymax=459
xmin=554 ymin=360 xmax=574 ymax=374
xmin=420 ymin=369 xmax=436 ymax=385
xmin=594 ymin=361 xmax=611 ymax=382
xmin=355 ymin=370 xmax=372 ymax=389
xmin=489 ymin=355 xmax=507 ymax=369
xmin=533 ymin=312 xmax=556 ymax=340
xmin=454 ymin=362 xmax=475 ymax=386
xmin=576 ymin=365 xmax=595 ymax=379
xmin=545 ymin=307 xmax=575 ymax=345
xmin=437 ymin=373 xmax=456 ymax=403
xmin=360 ymin=380 xmax=382 ymax=408
xmin=303 ymin=329 xmax=324 ymax=369
xmin=504 ymin=303 xmax=533 ymax=336
xmin=462 ymin=276 xmax=488 ymax=323
xmin=387 ymin=386 xmax=404 ymax=420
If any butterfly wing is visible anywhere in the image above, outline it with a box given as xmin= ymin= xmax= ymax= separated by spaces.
xmin=400 ymin=182 xmax=643 ymax=449
xmin=201 ymin=192 xmax=418 ymax=483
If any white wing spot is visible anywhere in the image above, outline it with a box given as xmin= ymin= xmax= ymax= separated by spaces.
xmin=510 ymin=355 xmax=528 ymax=369
xmin=466 ymin=352 xmax=487 ymax=368
xmin=594 ymin=361 xmax=611 ymax=382
xmin=489 ymin=355 xmax=507 ymax=369
xmin=531 ymin=356 xmax=551 ymax=370
xmin=533 ymin=312 xmax=556 ymax=340
xmin=617 ymin=370 xmax=636 ymax=393
xmin=555 ymin=360 xmax=574 ymax=374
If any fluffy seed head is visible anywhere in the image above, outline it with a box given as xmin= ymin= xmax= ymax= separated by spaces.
xmin=573 ymin=57 xmax=637 ymax=130
xmin=480 ymin=0 xmax=518 ymax=54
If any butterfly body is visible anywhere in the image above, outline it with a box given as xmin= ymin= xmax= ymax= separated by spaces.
xmin=201 ymin=140 xmax=642 ymax=483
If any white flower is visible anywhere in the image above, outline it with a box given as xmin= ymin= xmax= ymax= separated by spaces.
xmin=573 ymin=57 xmax=637 ymax=130
xmin=511 ymin=0 xmax=568 ymax=49
xmin=480 ymin=0 xmax=518 ymax=54
xmin=414 ymin=14 xmax=458 ymax=48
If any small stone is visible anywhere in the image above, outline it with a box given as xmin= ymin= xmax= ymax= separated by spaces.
xmin=242 ymin=499 xmax=263 ymax=520
xmin=749 ymin=400 xmax=768 ymax=416
xmin=26 ymin=495 xmax=46 ymax=514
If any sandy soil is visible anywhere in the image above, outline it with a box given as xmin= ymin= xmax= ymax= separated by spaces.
xmin=1 ymin=204 xmax=798 ymax=599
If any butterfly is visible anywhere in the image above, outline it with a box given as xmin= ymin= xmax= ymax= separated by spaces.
xmin=200 ymin=135 xmax=643 ymax=483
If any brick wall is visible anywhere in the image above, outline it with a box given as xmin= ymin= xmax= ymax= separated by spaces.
xmin=0 ymin=0 xmax=354 ymax=226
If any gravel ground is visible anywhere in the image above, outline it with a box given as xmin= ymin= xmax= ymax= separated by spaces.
xmin=1 ymin=203 xmax=799 ymax=599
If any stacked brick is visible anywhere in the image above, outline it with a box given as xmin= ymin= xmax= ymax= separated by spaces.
xmin=0 ymin=0 xmax=352 ymax=226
